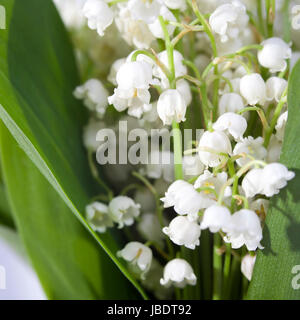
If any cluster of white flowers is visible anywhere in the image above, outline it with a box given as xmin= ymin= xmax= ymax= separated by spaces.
xmin=61 ymin=0 xmax=300 ymax=297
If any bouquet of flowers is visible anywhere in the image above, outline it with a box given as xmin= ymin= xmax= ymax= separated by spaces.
xmin=0 ymin=0 xmax=300 ymax=300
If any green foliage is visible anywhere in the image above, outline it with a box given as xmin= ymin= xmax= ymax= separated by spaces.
xmin=0 ymin=0 xmax=146 ymax=299
xmin=248 ymin=60 xmax=300 ymax=299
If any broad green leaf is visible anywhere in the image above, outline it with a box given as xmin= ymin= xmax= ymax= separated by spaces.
xmin=0 ymin=183 xmax=13 ymax=228
xmin=248 ymin=60 xmax=300 ymax=300
xmin=0 ymin=124 xmax=139 ymax=299
xmin=0 ymin=0 xmax=146 ymax=298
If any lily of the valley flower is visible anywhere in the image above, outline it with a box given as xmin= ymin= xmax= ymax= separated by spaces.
xmin=224 ymin=209 xmax=263 ymax=251
xmin=200 ymin=205 xmax=232 ymax=233
xmin=194 ymin=170 xmax=232 ymax=208
xmin=213 ymin=112 xmax=247 ymax=140
xmin=82 ymin=0 xmax=114 ymax=36
xmin=266 ymin=77 xmax=288 ymax=102
xmin=74 ymin=79 xmax=109 ymax=118
xmin=109 ymin=196 xmax=141 ymax=228
xmin=161 ymin=180 xmax=204 ymax=221
xmin=157 ymin=89 xmax=187 ymax=125
xmin=160 ymin=258 xmax=197 ymax=288
xmin=128 ymin=0 xmax=162 ymax=24
xmin=149 ymin=5 xmax=176 ymax=39
xmin=163 ymin=0 xmax=186 ymax=11
xmin=198 ymin=131 xmax=232 ymax=167
xmin=108 ymin=61 xmax=154 ymax=118
xmin=218 ymin=92 xmax=245 ymax=115
xmin=242 ymin=168 xmax=264 ymax=198
xmin=86 ymin=201 xmax=114 ymax=233
xmin=240 ymin=73 xmax=266 ymax=106
xmin=260 ymin=163 xmax=295 ymax=197
xmin=117 ymin=242 xmax=152 ymax=278
xmin=233 ymin=136 xmax=267 ymax=167
xmin=209 ymin=1 xmax=249 ymax=43
xmin=258 ymin=37 xmax=292 ymax=73
xmin=163 ymin=216 xmax=201 ymax=249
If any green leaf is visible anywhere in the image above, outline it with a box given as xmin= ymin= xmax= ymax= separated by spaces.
xmin=0 ymin=0 xmax=146 ymax=298
xmin=248 ymin=60 xmax=300 ymax=300
xmin=0 ymin=183 xmax=13 ymax=228
xmin=0 ymin=124 xmax=139 ymax=299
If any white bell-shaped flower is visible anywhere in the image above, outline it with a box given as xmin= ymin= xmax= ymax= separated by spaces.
xmin=161 ymin=180 xmax=204 ymax=221
xmin=224 ymin=209 xmax=263 ymax=251
xmin=74 ymin=79 xmax=109 ymax=118
xmin=209 ymin=1 xmax=249 ymax=43
xmin=108 ymin=60 xmax=153 ymax=118
xmin=116 ymin=60 xmax=153 ymax=91
xmin=258 ymin=37 xmax=292 ymax=72
xmin=194 ymin=170 xmax=232 ymax=208
xmin=176 ymin=79 xmax=192 ymax=106
xmin=241 ymin=254 xmax=256 ymax=281
xmin=261 ymin=163 xmax=295 ymax=197
xmin=218 ymin=93 xmax=245 ymax=115
xmin=242 ymin=168 xmax=264 ymax=198
xmin=182 ymin=155 xmax=205 ymax=178
xmin=163 ymin=216 xmax=201 ymax=249
xmin=213 ymin=112 xmax=247 ymax=140
xmin=149 ymin=5 xmax=176 ymax=39
xmin=115 ymin=5 xmax=155 ymax=49
xmin=146 ymin=150 xmax=174 ymax=182
xmin=157 ymin=89 xmax=187 ymax=125
xmin=233 ymin=136 xmax=267 ymax=167
xmin=275 ymin=111 xmax=288 ymax=142
xmin=86 ymin=201 xmax=114 ymax=233
xmin=198 ymin=131 xmax=232 ymax=167
xmin=83 ymin=0 xmax=114 ymax=36
xmin=160 ymin=259 xmax=197 ymax=288
xmin=240 ymin=73 xmax=266 ymax=106
xmin=117 ymin=242 xmax=152 ymax=278
xmin=266 ymin=77 xmax=288 ymax=102
xmin=108 ymin=196 xmax=141 ymax=228
xmin=200 ymin=205 xmax=232 ymax=233
xmin=128 ymin=0 xmax=162 ymax=24
xmin=153 ymin=50 xmax=187 ymax=89
xmin=163 ymin=0 xmax=187 ymax=11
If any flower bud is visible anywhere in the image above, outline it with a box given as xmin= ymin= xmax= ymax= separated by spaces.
xmin=241 ymin=254 xmax=256 ymax=281
xmin=275 ymin=111 xmax=288 ymax=142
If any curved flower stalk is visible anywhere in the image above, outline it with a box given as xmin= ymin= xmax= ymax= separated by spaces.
xmin=54 ymin=0 xmax=300 ymax=300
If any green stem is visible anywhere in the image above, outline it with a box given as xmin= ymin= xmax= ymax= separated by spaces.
xmin=213 ymin=233 xmax=222 ymax=300
xmin=223 ymin=243 xmax=232 ymax=299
